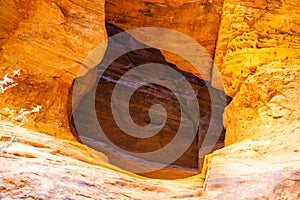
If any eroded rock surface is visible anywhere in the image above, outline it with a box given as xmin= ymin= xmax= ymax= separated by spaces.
xmin=204 ymin=135 xmax=300 ymax=199
xmin=213 ymin=0 xmax=300 ymax=96
xmin=224 ymin=67 xmax=300 ymax=145
xmin=1 ymin=0 xmax=299 ymax=198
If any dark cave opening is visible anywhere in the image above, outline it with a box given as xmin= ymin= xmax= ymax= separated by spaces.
xmin=69 ymin=22 xmax=228 ymax=179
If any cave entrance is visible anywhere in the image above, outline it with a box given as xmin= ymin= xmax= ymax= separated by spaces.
xmin=70 ymin=23 xmax=226 ymax=179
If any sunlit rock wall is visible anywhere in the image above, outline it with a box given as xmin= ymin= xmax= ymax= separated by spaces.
xmin=0 ymin=0 xmax=299 ymax=198
xmin=224 ymin=67 xmax=300 ymax=145
xmin=212 ymin=0 xmax=300 ymax=96
xmin=201 ymin=0 xmax=300 ymax=198
xmin=204 ymin=67 xmax=300 ymax=199
xmin=0 ymin=0 xmax=106 ymax=139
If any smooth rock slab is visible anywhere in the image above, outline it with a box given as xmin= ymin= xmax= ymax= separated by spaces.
xmin=0 ymin=124 xmax=203 ymax=199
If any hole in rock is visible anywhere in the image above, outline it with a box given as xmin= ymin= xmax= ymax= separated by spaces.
xmin=69 ymin=23 xmax=229 ymax=180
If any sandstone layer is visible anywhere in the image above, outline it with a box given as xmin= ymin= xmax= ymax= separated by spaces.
xmin=0 ymin=124 xmax=203 ymax=199
xmin=105 ymin=0 xmax=225 ymax=80
xmin=204 ymin=134 xmax=300 ymax=199
xmin=213 ymin=0 xmax=300 ymax=96
xmin=0 ymin=0 xmax=106 ymax=139
xmin=2 ymin=66 xmax=300 ymax=198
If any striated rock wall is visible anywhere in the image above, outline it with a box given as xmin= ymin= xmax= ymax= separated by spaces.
xmin=0 ymin=0 xmax=106 ymax=139
xmin=2 ymin=67 xmax=299 ymax=198
xmin=212 ymin=0 xmax=300 ymax=96
xmin=105 ymin=0 xmax=225 ymax=80
xmin=71 ymin=23 xmax=226 ymax=178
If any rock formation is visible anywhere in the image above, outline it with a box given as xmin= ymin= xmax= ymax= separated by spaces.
xmin=205 ymin=67 xmax=300 ymax=199
xmin=224 ymin=67 xmax=300 ymax=146
xmin=0 ymin=0 xmax=299 ymax=199
xmin=0 ymin=124 xmax=203 ymax=199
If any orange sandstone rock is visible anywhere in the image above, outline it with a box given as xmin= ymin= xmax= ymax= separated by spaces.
xmin=105 ymin=0 xmax=225 ymax=80
xmin=212 ymin=0 xmax=300 ymax=96
xmin=204 ymin=68 xmax=300 ymax=199
xmin=0 ymin=124 xmax=203 ymax=199
xmin=0 ymin=0 xmax=107 ymax=139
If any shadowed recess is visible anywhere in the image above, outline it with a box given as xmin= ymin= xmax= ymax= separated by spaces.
xmin=69 ymin=22 xmax=228 ymax=179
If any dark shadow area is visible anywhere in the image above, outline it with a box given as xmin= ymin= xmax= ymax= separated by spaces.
xmin=68 ymin=22 xmax=230 ymax=179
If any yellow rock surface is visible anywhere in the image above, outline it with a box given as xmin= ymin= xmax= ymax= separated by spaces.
xmin=212 ymin=0 xmax=300 ymax=96
xmin=224 ymin=67 xmax=300 ymax=145
xmin=203 ymin=68 xmax=300 ymax=199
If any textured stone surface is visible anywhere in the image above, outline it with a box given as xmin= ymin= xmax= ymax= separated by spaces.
xmin=71 ymin=23 xmax=226 ymax=178
xmin=0 ymin=0 xmax=106 ymax=138
xmin=213 ymin=0 xmax=300 ymax=96
xmin=201 ymin=67 xmax=300 ymax=199
xmin=0 ymin=124 xmax=203 ymax=199
xmin=105 ymin=0 xmax=224 ymax=80
xmin=224 ymin=67 xmax=300 ymax=145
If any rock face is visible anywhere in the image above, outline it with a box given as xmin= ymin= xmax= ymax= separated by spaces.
xmin=0 ymin=0 xmax=106 ymax=139
xmin=1 ymin=0 xmax=300 ymax=198
xmin=213 ymin=0 xmax=300 ymax=96
xmin=105 ymin=0 xmax=224 ymax=80
xmin=71 ymin=23 xmax=226 ymax=178
xmin=2 ymin=68 xmax=299 ymax=199
xmin=203 ymin=67 xmax=300 ymax=199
